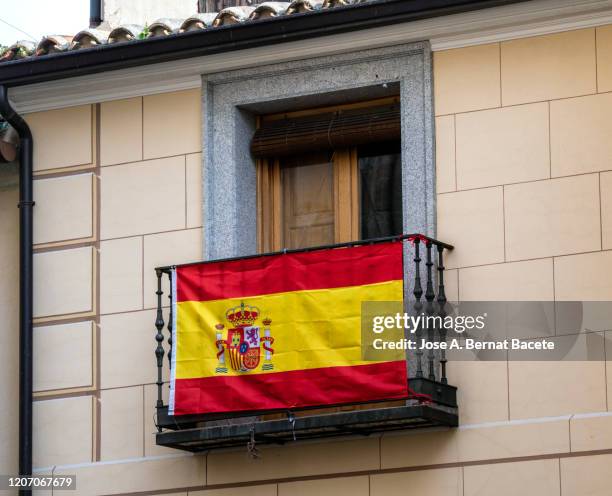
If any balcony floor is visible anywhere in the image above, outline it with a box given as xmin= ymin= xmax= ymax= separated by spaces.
xmin=156 ymin=402 xmax=458 ymax=452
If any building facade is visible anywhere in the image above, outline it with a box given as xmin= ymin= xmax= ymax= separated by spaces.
xmin=1 ymin=0 xmax=612 ymax=494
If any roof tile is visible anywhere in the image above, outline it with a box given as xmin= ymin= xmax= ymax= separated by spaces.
xmin=148 ymin=19 xmax=183 ymax=37
xmin=251 ymin=2 xmax=291 ymax=19
xmin=286 ymin=0 xmax=324 ymax=14
xmin=213 ymin=6 xmax=257 ymax=26
xmin=1 ymin=40 xmax=36 ymax=61
xmin=108 ymin=25 xmax=145 ymax=43
xmin=36 ymin=35 xmax=72 ymax=56
xmin=179 ymin=13 xmax=218 ymax=32
xmin=71 ymin=28 xmax=111 ymax=48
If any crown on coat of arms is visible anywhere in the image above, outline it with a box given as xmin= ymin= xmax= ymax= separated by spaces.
xmin=226 ymin=301 xmax=260 ymax=327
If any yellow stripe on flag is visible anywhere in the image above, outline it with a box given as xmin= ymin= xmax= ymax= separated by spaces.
xmin=175 ymin=280 xmax=402 ymax=379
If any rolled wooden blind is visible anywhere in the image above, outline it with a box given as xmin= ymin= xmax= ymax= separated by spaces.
xmin=251 ymin=104 xmax=400 ymax=158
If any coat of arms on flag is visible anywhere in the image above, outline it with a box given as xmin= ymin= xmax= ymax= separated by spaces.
xmin=214 ymin=302 xmax=275 ymax=374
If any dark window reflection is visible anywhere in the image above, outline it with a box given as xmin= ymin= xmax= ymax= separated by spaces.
xmin=358 ymin=141 xmax=403 ymax=239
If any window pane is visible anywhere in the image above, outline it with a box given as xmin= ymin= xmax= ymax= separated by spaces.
xmin=281 ymin=151 xmax=334 ymax=249
xmin=358 ymin=142 xmax=403 ymax=239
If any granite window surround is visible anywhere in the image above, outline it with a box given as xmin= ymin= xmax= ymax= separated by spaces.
xmin=201 ymin=41 xmax=436 ymax=261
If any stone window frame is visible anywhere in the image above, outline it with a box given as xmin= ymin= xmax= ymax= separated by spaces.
xmin=202 ymin=41 xmax=436 ymax=261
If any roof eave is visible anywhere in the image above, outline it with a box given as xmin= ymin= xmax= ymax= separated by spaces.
xmin=0 ymin=0 xmax=529 ymax=87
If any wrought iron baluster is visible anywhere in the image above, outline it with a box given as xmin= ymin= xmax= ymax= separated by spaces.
xmin=154 ymin=269 xmax=166 ymax=431
xmin=167 ymin=271 xmax=173 ymax=371
xmin=425 ymin=241 xmax=436 ymax=381
xmin=412 ymin=238 xmax=424 ymax=378
xmin=437 ymin=245 xmax=448 ymax=384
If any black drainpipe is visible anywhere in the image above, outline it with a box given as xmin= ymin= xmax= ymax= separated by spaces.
xmin=90 ymin=0 xmax=102 ymax=28
xmin=0 ymin=85 xmax=34 ymax=495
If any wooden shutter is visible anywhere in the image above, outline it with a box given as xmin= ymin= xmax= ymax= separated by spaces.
xmin=251 ymin=104 xmax=400 ymax=158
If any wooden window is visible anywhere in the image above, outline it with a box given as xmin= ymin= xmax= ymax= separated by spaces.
xmin=256 ymin=98 xmax=401 ymax=252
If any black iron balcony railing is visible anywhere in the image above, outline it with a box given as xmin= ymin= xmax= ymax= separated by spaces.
xmin=154 ymin=234 xmax=457 ymax=452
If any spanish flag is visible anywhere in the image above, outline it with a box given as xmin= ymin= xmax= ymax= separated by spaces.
xmin=169 ymin=241 xmax=408 ymax=416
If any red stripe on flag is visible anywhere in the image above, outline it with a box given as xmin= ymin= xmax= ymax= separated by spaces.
xmin=176 ymin=241 xmax=403 ymax=303
xmin=171 ymin=361 xmax=408 ymax=415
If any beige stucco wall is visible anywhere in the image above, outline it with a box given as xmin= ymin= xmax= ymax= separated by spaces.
xmin=0 ymin=22 xmax=611 ymax=496
xmin=432 ymin=25 xmax=612 ymax=496
xmin=0 ymin=184 xmax=19 ymax=478
xmin=0 ymin=88 xmax=205 ymax=494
